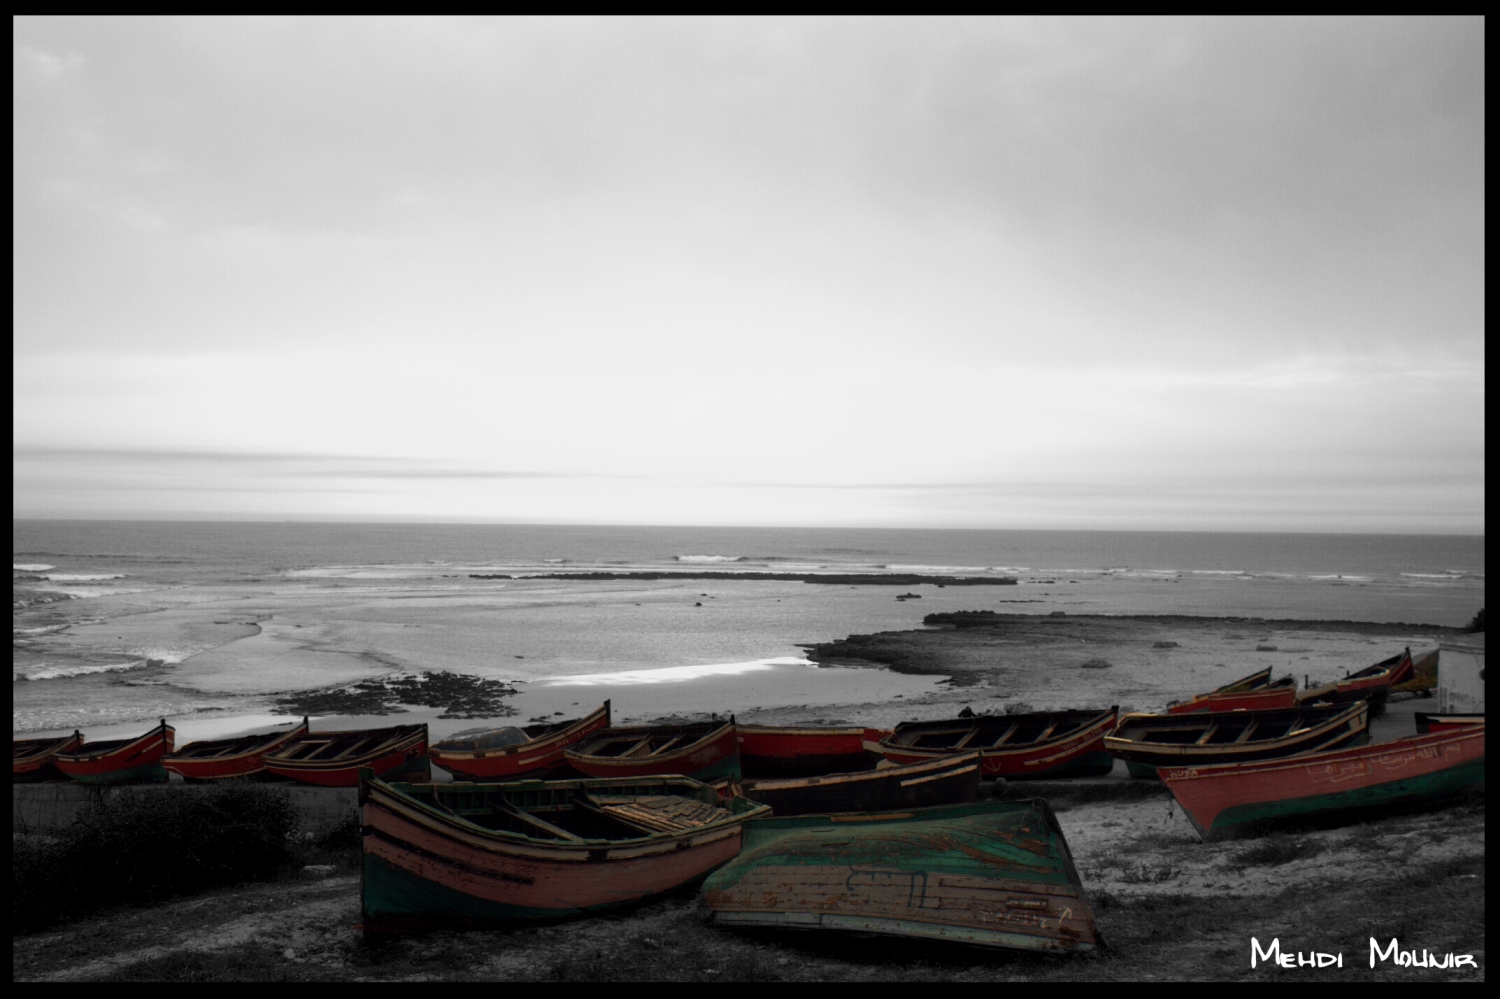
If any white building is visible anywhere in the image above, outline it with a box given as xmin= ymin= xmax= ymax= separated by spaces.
xmin=1438 ymin=634 xmax=1485 ymax=714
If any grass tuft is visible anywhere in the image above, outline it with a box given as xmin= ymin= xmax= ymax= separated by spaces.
xmin=13 ymin=782 xmax=300 ymax=934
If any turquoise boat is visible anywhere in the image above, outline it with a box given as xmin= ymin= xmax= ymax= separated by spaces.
xmin=701 ymin=799 xmax=1101 ymax=952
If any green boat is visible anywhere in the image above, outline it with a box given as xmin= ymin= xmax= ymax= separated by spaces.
xmin=701 ymin=799 xmax=1101 ymax=952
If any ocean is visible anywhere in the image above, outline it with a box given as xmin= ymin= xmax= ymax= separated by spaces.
xmin=12 ymin=521 xmax=1485 ymax=741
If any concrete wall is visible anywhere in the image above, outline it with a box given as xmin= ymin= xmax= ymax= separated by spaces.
xmin=13 ymin=782 xmax=359 ymax=836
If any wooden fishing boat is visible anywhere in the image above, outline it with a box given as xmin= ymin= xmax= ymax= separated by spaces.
xmin=725 ymin=752 xmax=983 ymax=816
xmin=880 ymin=708 xmax=1117 ymax=780
xmin=736 ymin=724 xmax=882 ymax=778
xmin=13 ymin=731 xmax=83 ymax=783
xmin=1297 ymin=648 xmax=1412 ymax=713
xmin=263 ymin=723 xmax=428 ymax=787
xmin=1105 ymin=702 xmax=1368 ymax=779
xmin=564 ymin=721 xmax=740 ymax=782
xmin=702 ymin=799 xmax=1101 ymax=952
xmin=53 ymin=720 xmax=175 ymax=785
xmin=162 ymin=718 xmax=309 ymax=781
xmin=1414 ymin=712 xmax=1484 ymax=734
xmin=360 ymin=771 xmax=771 ymax=931
xmin=429 ymin=702 xmax=611 ymax=781
xmin=1162 ymin=726 xmax=1486 ymax=840
xmin=1167 ymin=668 xmax=1297 ymax=714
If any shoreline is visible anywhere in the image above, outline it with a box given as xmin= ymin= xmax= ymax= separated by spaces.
xmin=468 ymin=571 xmax=1019 ymax=585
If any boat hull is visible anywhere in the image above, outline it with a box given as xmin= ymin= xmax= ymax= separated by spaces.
xmin=565 ymin=724 xmax=740 ymax=782
xmin=702 ymin=800 xmax=1101 ymax=952
xmin=429 ymin=705 xmax=611 ymax=781
xmin=264 ymin=727 xmax=429 ymax=787
xmin=360 ymin=776 xmax=761 ymax=930
xmin=53 ymin=724 xmax=174 ymax=785
xmin=1107 ymin=703 xmax=1369 ymax=779
xmin=739 ymin=753 xmax=982 ymax=816
xmin=737 ymin=726 xmax=877 ymax=779
xmin=13 ymin=734 xmax=84 ymax=783
xmin=882 ymin=710 xmax=1117 ymax=780
xmin=1167 ymin=687 xmax=1297 ymax=714
xmin=163 ymin=723 xmax=308 ymax=781
xmin=1414 ymin=713 xmax=1484 ymax=734
xmin=1162 ymin=728 xmax=1485 ymax=840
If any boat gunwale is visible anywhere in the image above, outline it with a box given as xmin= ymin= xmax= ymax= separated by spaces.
xmin=164 ymin=720 xmax=308 ymax=766
xmin=880 ymin=707 xmax=1118 ymax=760
xmin=54 ymin=721 xmax=174 ymax=765
xmin=566 ymin=721 xmax=736 ymax=766
xmin=429 ymin=703 xmax=610 ymax=762
xmin=741 ymin=751 xmax=982 ymax=793
xmin=1104 ymin=702 xmax=1367 ymax=760
xmin=264 ymin=724 xmax=426 ymax=771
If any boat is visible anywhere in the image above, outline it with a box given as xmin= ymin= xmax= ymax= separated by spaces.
xmin=702 ymin=799 xmax=1101 ymax=952
xmin=262 ymin=723 xmax=429 ymax=787
xmin=1167 ymin=667 xmax=1298 ymax=713
xmin=1105 ymin=702 xmax=1369 ymax=779
xmin=360 ymin=771 xmax=771 ymax=931
xmin=564 ymin=721 xmax=740 ymax=782
xmin=1414 ymin=712 xmax=1484 ymax=734
xmin=880 ymin=708 xmax=1118 ymax=780
xmin=429 ymin=702 xmax=611 ymax=781
xmin=1162 ymin=726 xmax=1486 ymax=840
xmin=725 ymin=752 xmax=983 ymax=816
xmin=736 ymin=724 xmax=884 ymax=778
xmin=13 ymin=731 xmax=83 ymax=783
xmin=53 ymin=720 xmax=175 ymax=785
xmin=162 ymin=718 xmax=309 ymax=781
xmin=1297 ymin=648 xmax=1413 ymax=713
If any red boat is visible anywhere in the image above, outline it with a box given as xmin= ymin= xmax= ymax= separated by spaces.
xmin=565 ymin=721 xmax=740 ymax=782
xmin=53 ymin=720 xmax=175 ymax=785
xmin=1168 ymin=666 xmax=1298 ymax=714
xmin=880 ymin=707 xmax=1118 ymax=779
xmin=13 ymin=731 xmax=83 ymax=783
xmin=429 ymin=703 xmax=611 ymax=781
xmin=736 ymin=724 xmax=881 ymax=778
xmin=262 ymin=724 xmax=429 ymax=787
xmin=1414 ymin=712 xmax=1484 ymax=734
xmin=1298 ymin=648 xmax=1412 ymax=713
xmin=162 ymin=718 xmax=309 ymax=781
xmin=1161 ymin=726 xmax=1485 ymax=840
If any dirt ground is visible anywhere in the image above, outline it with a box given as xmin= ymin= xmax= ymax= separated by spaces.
xmin=13 ymin=781 xmax=1483 ymax=982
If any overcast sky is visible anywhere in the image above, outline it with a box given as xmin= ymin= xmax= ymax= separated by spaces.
xmin=13 ymin=16 xmax=1485 ymax=531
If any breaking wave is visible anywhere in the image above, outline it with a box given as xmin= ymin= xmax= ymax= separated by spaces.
xmin=14 ymin=660 xmax=149 ymax=682
xmin=42 ymin=573 xmax=128 ymax=582
xmin=675 ymin=555 xmax=746 ymax=563
xmin=13 ymin=564 xmax=55 ymax=572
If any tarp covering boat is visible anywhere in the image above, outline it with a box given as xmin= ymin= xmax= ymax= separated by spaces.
xmin=360 ymin=772 xmax=770 ymax=931
xmin=430 ymin=703 xmax=611 ymax=781
xmin=702 ymin=799 xmax=1101 ymax=952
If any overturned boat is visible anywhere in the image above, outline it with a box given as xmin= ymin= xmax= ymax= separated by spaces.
xmin=702 ymin=799 xmax=1101 ymax=952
